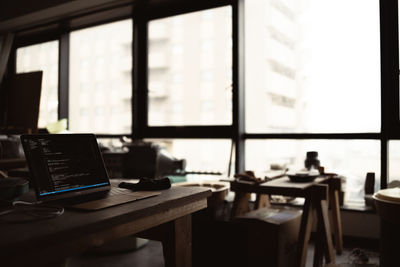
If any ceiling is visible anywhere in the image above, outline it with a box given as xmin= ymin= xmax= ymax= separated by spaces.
xmin=0 ymin=0 xmax=73 ymax=22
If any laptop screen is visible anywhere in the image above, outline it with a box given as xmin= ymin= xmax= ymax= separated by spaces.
xmin=21 ymin=134 xmax=110 ymax=199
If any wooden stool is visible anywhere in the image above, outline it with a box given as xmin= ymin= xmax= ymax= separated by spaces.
xmin=230 ymin=178 xmax=341 ymax=267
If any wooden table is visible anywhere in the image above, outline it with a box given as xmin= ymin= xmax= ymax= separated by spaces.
xmin=230 ymin=176 xmax=342 ymax=267
xmin=0 ymin=186 xmax=211 ymax=267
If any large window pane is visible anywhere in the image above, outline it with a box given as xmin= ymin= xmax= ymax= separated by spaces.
xmin=69 ymin=19 xmax=132 ymax=133
xmin=148 ymin=6 xmax=232 ymax=126
xmin=16 ymin=40 xmax=59 ymax=128
xmin=246 ymin=140 xmax=380 ymax=203
xmin=245 ymin=0 xmax=380 ymax=133
xmin=147 ymin=139 xmax=232 ymax=175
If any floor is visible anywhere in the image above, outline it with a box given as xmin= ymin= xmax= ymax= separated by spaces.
xmin=68 ymin=239 xmax=380 ymax=267
xmin=305 ymin=244 xmax=379 ymax=267
xmin=68 ymin=240 xmax=164 ymax=267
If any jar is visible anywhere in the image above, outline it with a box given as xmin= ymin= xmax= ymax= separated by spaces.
xmin=304 ymin=151 xmax=320 ymax=170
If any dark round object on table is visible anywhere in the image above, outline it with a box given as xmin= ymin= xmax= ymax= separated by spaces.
xmin=305 ymin=151 xmax=320 ymax=170
xmin=288 ymin=174 xmax=318 ymax=183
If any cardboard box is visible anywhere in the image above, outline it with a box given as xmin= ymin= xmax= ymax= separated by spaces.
xmin=234 ymin=206 xmax=302 ymax=267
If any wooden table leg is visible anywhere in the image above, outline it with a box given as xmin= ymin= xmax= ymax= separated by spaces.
xmin=296 ymin=194 xmax=314 ymax=267
xmin=138 ymin=215 xmax=192 ymax=267
xmin=230 ymin=192 xmax=251 ymax=219
xmin=329 ymin=178 xmax=343 ymax=254
xmin=162 ymin=215 xmax=192 ymax=267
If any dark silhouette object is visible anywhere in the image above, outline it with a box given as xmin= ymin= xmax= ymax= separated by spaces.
xmin=364 ymin=172 xmax=375 ymax=207
xmin=374 ymin=189 xmax=400 ymax=267
xmin=305 ymin=151 xmax=320 ymax=170
xmin=365 ymin=172 xmax=375 ymax=195
xmin=0 ymin=72 xmax=42 ymax=134
xmin=122 ymin=142 xmax=186 ymax=179
xmin=119 ymin=177 xmax=171 ymax=191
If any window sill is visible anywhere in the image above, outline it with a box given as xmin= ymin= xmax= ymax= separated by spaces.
xmin=340 ymin=202 xmax=376 ymax=213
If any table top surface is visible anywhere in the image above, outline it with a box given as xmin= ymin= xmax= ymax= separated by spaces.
xmin=230 ymin=176 xmax=329 ymax=196
xmin=261 ymin=176 xmax=328 ymax=187
xmin=0 ymin=186 xmax=211 ymax=251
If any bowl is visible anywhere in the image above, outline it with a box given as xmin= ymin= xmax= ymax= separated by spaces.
xmin=287 ymin=174 xmax=319 ymax=183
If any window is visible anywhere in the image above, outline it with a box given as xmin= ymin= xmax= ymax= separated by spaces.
xmin=16 ymin=40 xmax=59 ymax=128
xmin=246 ymin=139 xmax=380 ymax=203
xmin=245 ymin=0 xmax=380 ymax=133
xmin=147 ymin=6 xmax=233 ymax=126
xmin=243 ymin=0 xmax=381 ymax=204
xmin=69 ymin=19 xmax=132 ymax=133
xmin=11 ymin=0 xmax=399 ymax=207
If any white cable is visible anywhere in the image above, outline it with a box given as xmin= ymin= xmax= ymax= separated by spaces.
xmin=12 ymin=200 xmax=36 ymax=206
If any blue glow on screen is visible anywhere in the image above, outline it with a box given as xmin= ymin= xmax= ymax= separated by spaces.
xmin=40 ymin=182 xmax=109 ymax=196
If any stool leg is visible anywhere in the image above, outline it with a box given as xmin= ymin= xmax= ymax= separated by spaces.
xmin=329 ymin=178 xmax=343 ymax=254
xmin=310 ymin=184 xmax=335 ymax=267
xmin=313 ymin=210 xmax=325 ymax=267
xmin=315 ymin=199 xmax=335 ymax=264
xmin=254 ymin=194 xmax=270 ymax=209
xmin=296 ymin=197 xmax=314 ymax=267
xmin=231 ymin=192 xmax=251 ymax=218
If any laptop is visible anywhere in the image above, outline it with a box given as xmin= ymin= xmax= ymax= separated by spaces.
xmin=21 ymin=134 xmax=160 ymax=210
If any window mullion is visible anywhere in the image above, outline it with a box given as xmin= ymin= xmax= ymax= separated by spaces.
xmin=59 ymin=33 xmax=69 ymax=126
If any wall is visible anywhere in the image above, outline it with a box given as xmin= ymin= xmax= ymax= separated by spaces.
xmin=340 ymin=211 xmax=380 ymax=239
